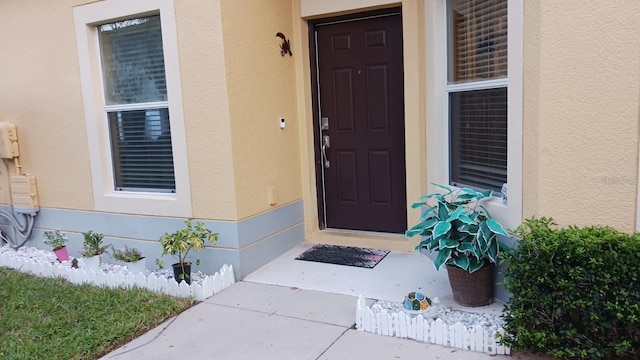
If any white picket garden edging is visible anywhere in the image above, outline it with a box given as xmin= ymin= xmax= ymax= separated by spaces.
xmin=0 ymin=250 xmax=235 ymax=301
xmin=355 ymin=296 xmax=511 ymax=355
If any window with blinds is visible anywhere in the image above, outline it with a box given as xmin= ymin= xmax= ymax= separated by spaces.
xmin=448 ymin=0 xmax=507 ymax=83
xmin=450 ymin=88 xmax=507 ymax=191
xmin=447 ymin=0 xmax=507 ymax=193
xmin=98 ymin=15 xmax=175 ymax=193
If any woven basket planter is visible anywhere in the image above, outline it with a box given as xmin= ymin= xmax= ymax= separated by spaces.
xmin=446 ymin=264 xmax=494 ymax=307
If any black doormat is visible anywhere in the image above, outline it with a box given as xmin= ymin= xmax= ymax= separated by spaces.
xmin=295 ymin=244 xmax=390 ymax=269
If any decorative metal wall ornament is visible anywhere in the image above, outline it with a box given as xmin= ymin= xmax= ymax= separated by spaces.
xmin=276 ymin=32 xmax=292 ymax=56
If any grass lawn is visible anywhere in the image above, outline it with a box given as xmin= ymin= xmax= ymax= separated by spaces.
xmin=0 ymin=267 xmax=195 ymax=360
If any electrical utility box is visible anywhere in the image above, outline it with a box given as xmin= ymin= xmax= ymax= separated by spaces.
xmin=0 ymin=122 xmax=19 ymax=159
xmin=10 ymin=175 xmax=39 ymax=215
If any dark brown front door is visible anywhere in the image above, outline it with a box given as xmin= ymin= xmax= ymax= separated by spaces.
xmin=311 ymin=9 xmax=407 ymax=234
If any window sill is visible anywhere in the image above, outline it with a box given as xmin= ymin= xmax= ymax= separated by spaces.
xmin=96 ymin=190 xmax=190 ymax=217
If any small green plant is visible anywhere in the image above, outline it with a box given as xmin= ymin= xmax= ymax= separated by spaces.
xmin=155 ymin=219 xmax=218 ymax=281
xmin=406 ymin=184 xmax=509 ymax=272
xmin=43 ymin=230 xmax=68 ymax=250
xmin=500 ymin=217 xmax=640 ymax=359
xmin=112 ymin=246 xmax=144 ymax=262
xmin=80 ymin=231 xmax=109 ymax=257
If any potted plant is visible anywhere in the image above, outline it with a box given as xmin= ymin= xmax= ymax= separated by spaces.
xmin=111 ymin=246 xmax=146 ymax=274
xmin=80 ymin=230 xmax=109 ymax=270
xmin=406 ymin=184 xmax=509 ymax=307
xmin=155 ymin=219 xmax=218 ymax=284
xmin=43 ymin=229 xmax=69 ymax=262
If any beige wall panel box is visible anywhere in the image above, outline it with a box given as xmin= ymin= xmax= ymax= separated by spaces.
xmin=0 ymin=122 xmax=19 ymax=159
xmin=268 ymin=186 xmax=278 ymax=206
xmin=10 ymin=175 xmax=39 ymax=215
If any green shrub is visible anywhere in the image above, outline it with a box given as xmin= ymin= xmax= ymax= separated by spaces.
xmin=500 ymin=217 xmax=640 ymax=359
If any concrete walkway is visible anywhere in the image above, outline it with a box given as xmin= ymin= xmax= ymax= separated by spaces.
xmin=100 ymin=282 xmax=543 ymax=360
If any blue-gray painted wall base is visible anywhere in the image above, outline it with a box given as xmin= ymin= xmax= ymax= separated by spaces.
xmin=238 ymin=223 xmax=305 ymax=278
xmin=0 ymin=201 xmax=305 ymax=280
xmin=237 ymin=201 xmax=304 ymax=248
xmin=493 ymin=234 xmax=519 ymax=303
xmin=28 ymin=207 xmax=240 ymax=247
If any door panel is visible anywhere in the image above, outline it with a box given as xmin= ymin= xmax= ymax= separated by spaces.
xmin=314 ymin=10 xmax=406 ymax=234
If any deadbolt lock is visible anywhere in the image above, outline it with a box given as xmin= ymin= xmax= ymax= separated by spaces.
xmin=321 ymin=117 xmax=329 ymax=130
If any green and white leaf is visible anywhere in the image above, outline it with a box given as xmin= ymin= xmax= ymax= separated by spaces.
xmin=419 ymin=206 xmax=437 ymax=221
xmin=457 ymin=242 xmax=475 ymax=254
xmin=412 ymin=193 xmax=444 ymax=208
xmin=445 ymin=206 xmax=465 ymax=222
xmin=405 ymin=218 xmax=438 ymax=238
xmin=468 ymin=257 xmax=485 ymax=273
xmin=432 ymin=221 xmax=452 ymax=240
xmin=476 ymin=224 xmax=486 ymax=248
xmin=426 ymin=236 xmax=440 ymax=251
xmin=439 ymin=238 xmax=459 ymax=249
xmin=455 ymin=193 xmax=479 ymax=200
xmin=437 ymin=202 xmax=449 ymax=220
xmin=456 ymin=213 xmax=476 ymax=225
xmin=457 ymin=223 xmax=478 ymax=235
xmin=433 ymin=247 xmax=452 ymax=270
xmin=415 ymin=236 xmax=436 ymax=252
xmin=473 ymin=242 xmax=484 ymax=260
xmin=487 ymin=237 xmax=499 ymax=263
xmin=451 ymin=253 xmax=470 ymax=271
xmin=477 ymin=225 xmax=490 ymax=254
xmin=423 ymin=236 xmax=440 ymax=252
xmin=479 ymin=205 xmax=493 ymax=219
xmin=486 ymin=218 xmax=509 ymax=237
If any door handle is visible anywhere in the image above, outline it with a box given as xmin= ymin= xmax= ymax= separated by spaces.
xmin=322 ymin=135 xmax=330 ymax=168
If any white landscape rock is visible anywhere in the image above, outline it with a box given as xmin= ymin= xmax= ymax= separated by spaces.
xmin=0 ymin=244 xmax=235 ymax=300
xmin=373 ymin=299 xmax=504 ymax=332
xmin=356 ymin=296 xmax=510 ymax=355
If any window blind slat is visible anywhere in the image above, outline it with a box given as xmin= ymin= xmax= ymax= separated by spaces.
xmin=449 ymin=0 xmax=508 ymax=83
xmin=449 ymin=87 xmax=507 ymax=193
xmin=99 ymin=16 xmax=167 ymax=106
xmin=108 ymin=108 xmax=175 ymax=193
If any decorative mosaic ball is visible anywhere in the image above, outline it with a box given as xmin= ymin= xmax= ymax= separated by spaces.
xmin=403 ymin=291 xmax=432 ymax=311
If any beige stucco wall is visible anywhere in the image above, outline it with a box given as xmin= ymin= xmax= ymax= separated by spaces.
xmin=174 ymin=0 xmax=238 ymax=220
xmin=0 ymin=0 xmax=301 ymax=222
xmin=522 ymin=1 xmax=640 ymax=232
xmin=0 ymin=0 xmax=242 ymax=221
xmin=402 ymin=0 xmax=427 ymax=229
xmin=219 ymin=0 xmax=302 ymax=220
xmin=0 ymin=0 xmax=94 ymax=210
xmin=4 ymin=0 xmax=639 ymax=235
xmin=301 ymin=0 xmax=400 ymax=18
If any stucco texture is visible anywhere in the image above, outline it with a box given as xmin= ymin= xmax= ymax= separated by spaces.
xmin=301 ymin=0 xmax=400 ymax=18
xmin=174 ymin=0 xmax=238 ymax=220
xmin=0 ymin=0 xmax=93 ymax=210
xmin=220 ymin=0 xmax=302 ymax=220
xmin=522 ymin=1 xmax=640 ymax=232
xmin=0 ymin=0 xmax=303 ymax=222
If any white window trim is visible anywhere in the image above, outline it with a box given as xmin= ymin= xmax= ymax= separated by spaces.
xmin=74 ymin=0 xmax=192 ymax=217
xmin=426 ymin=0 xmax=522 ymax=230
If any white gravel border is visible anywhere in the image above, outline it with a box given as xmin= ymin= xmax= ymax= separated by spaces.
xmin=0 ymin=245 xmax=235 ymax=300
xmin=356 ymin=296 xmax=510 ymax=354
